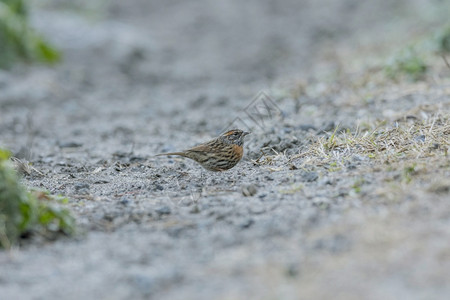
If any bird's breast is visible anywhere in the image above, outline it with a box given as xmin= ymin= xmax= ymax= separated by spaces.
xmin=232 ymin=144 xmax=244 ymax=160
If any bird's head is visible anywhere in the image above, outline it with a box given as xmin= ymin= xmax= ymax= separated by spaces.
xmin=220 ymin=129 xmax=250 ymax=146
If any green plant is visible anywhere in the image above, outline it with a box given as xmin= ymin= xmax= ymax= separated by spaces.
xmin=0 ymin=0 xmax=61 ymax=69
xmin=2 ymin=0 xmax=26 ymax=16
xmin=434 ymin=25 xmax=450 ymax=54
xmin=402 ymin=163 xmax=417 ymax=184
xmin=385 ymin=47 xmax=427 ymax=81
xmin=352 ymin=178 xmax=366 ymax=194
xmin=0 ymin=149 xmax=75 ymax=249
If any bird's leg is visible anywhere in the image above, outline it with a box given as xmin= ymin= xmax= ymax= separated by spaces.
xmin=199 ymin=169 xmax=205 ymax=195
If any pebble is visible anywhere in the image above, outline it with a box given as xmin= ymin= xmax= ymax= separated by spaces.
xmin=414 ymin=135 xmax=426 ymax=143
xmin=155 ymin=206 xmax=171 ymax=215
xmin=285 ymin=263 xmax=300 ymax=277
xmin=242 ymin=184 xmax=258 ymax=196
xmin=321 ymin=121 xmax=336 ymax=132
xmin=238 ymin=218 xmax=254 ymax=229
xmin=302 ymin=171 xmax=318 ymax=182
xmin=58 ymin=141 xmax=83 ymax=148
xmin=129 ymin=274 xmax=154 ymax=297
xmin=249 ymin=205 xmax=266 ymax=215
xmin=120 ymin=197 xmax=130 ymax=205
xmin=318 ymin=177 xmax=333 ymax=186
xmin=74 ymin=182 xmax=90 ymax=194
xmin=297 ymin=124 xmax=316 ymax=131
xmin=352 ymin=154 xmax=368 ymax=162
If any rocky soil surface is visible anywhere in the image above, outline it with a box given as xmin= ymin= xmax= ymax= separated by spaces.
xmin=1 ymin=0 xmax=449 ymax=299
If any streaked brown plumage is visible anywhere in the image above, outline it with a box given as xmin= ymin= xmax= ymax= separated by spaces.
xmin=156 ymin=129 xmax=250 ymax=171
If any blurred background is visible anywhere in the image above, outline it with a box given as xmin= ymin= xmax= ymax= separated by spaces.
xmin=1 ymin=0 xmax=450 ymax=156
xmin=1 ymin=1 xmax=450 ymax=299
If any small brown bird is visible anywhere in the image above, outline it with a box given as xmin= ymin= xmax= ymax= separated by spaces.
xmin=156 ymin=129 xmax=250 ymax=171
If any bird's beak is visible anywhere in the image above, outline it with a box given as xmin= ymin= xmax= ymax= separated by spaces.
xmin=243 ymin=131 xmax=250 ymax=137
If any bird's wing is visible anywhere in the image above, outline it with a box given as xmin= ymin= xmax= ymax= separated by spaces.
xmin=185 ymin=139 xmax=218 ymax=153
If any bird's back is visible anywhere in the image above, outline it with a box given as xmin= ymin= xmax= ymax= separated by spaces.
xmin=184 ymin=138 xmax=242 ymax=171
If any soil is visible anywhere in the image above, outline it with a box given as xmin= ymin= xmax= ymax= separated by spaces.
xmin=1 ymin=0 xmax=449 ymax=299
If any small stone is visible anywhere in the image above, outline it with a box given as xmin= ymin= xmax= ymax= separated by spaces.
xmin=120 ymin=198 xmax=130 ymax=205
xmin=155 ymin=206 xmax=171 ymax=215
xmin=112 ymin=151 xmax=128 ymax=158
xmin=297 ymin=124 xmax=316 ymax=131
xmin=190 ymin=95 xmax=208 ymax=108
xmin=302 ymin=171 xmax=318 ymax=182
xmin=318 ymin=177 xmax=332 ymax=186
xmin=129 ymin=155 xmax=146 ymax=162
xmin=74 ymin=182 xmax=90 ymax=191
xmin=430 ymin=143 xmax=440 ymax=150
xmin=285 ymin=264 xmax=300 ymax=277
xmin=414 ymin=135 xmax=426 ymax=143
xmin=346 ymin=163 xmax=357 ymax=170
xmin=321 ymin=121 xmax=336 ymax=132
xmin=94 ymin=179 xmax=110 ymax=184
xmin=282 ymin=127 xmax=292 ymax=134
xmin=278 ymin=141 xmax=293 ymax=151
xmin=238 ymin=218 xmax=254 ymax=229
xmin=190 ymin=205 xmax=200 ymax=214
xmin=129 ymin=274 xmax=154 ymax=297
xmin=249 ymin=206 xmax=265 ymax=214
xmin=427 ymin=180 xmax=450 ymax=194
xmin=41 ymin=156 xmax=54 ymax=164
xmin=352 ymin=155 xmax=368 ymax=162
xmin=242 ymin=184 xmax=257 ymax=196
xmin=58 ymin=141 xmax=83 ymax=148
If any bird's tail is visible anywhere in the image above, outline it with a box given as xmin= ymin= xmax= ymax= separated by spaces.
xmin=155 ymin=152 xmax=186 ymax=157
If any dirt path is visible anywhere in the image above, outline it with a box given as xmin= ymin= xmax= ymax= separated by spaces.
xmin=1 ymin=0 xmax=449 ymax=299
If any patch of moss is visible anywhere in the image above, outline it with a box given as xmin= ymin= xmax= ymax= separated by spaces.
xmin=0 ymin=149 xmax=75 ymax=249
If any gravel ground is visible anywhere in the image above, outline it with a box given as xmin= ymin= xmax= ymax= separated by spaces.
xmin=1 ymin=0 xmax=450 ymax=299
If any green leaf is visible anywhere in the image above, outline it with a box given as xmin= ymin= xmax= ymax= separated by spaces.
xmin=0 ymin=149 xmax=11 ymax=161
xmin=0 ymin=1 xmax=61 ymax=69
xmin=0 ymin=148 xmax=76 ymax=249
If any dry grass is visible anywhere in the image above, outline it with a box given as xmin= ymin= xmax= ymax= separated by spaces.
xmin=254 ymin=108 xmax=449 ymax=180
xmin=308 ymin=111 xmax=448 ymax=164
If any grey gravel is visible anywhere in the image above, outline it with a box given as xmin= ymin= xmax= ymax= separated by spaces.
xmin=1 ymin=1 xmax=449 ymax=300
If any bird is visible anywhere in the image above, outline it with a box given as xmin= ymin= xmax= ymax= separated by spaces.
xmin=156 ymin=129 xmax=250 ymax=171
